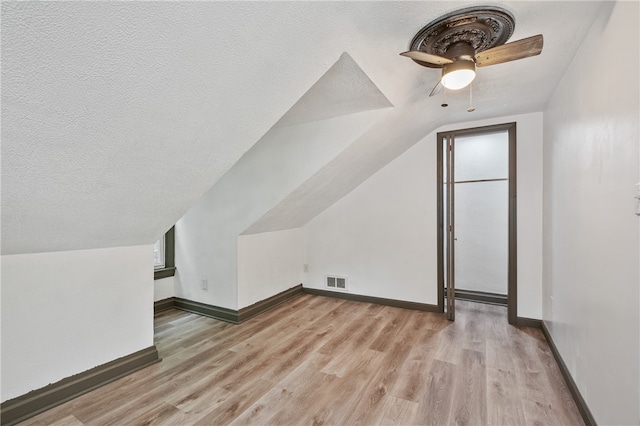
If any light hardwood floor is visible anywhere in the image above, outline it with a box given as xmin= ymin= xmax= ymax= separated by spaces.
xmin=20 ymin=295 xmax=584 ymax=425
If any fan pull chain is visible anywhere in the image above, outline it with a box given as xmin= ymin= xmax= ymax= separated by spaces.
xmin=441 ymin=88 xmax=448 ymax=108
xmin=467 ymin=84 xmax=475 ymax=112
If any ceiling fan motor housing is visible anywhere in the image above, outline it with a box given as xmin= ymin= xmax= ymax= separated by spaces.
xmin=445 ymin=42 xmax=476 ymax=61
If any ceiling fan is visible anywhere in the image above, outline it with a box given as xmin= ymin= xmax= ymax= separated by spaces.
xmin=400 ymin=6 xmax=543 ymax=96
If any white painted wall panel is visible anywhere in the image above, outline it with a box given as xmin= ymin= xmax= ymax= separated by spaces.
xmin=154 ymin=276 xmax=174 ymax=302
xmin=304 ymin=127 xmax=438 ymax=304
xmin=0 ymin=245 xmax=154 ymax=402
xmin=237 ymin=229 xmax=304 ymax=309
xmin=542 ymin=2 xmax=639 ymax=424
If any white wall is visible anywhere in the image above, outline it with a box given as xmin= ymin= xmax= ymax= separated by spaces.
xmin=304 ymin=133 xmax=438 ymax=304
xmin=304 ymin=112 xmax=543 ymax=318
xmin=154 ymin=276 xmax=174 ymax=302
xmin=542 ymin=2 xmax=639 ymax=424
xmin=237 ymin=228 xmax=304 ymax=308
xmin=175 ymin=109 xmax=387 ymax=310
xmin=0 ymin=245 xmax=154 ymax=402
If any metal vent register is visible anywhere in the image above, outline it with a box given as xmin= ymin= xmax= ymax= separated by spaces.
xmin=326 ymin=275 xmax=347 ymax=290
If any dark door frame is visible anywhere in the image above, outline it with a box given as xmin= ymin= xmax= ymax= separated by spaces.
xmin=436 ymin=122 xmax=517 ymax=324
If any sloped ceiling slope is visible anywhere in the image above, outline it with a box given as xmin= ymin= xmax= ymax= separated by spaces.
xmin=1 ymin=1 xmax=602 ymax=254
xmin=181 ymin=52 xmax=392 ymax=241
xmin=274 ymin=52 xmax=392 ymax=128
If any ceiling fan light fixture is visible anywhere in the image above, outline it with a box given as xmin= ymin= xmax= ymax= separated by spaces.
xmin=441 ymin=60 xmax=476 ymax=90
xmin=401 ymin=7 xmax=543 ymax=100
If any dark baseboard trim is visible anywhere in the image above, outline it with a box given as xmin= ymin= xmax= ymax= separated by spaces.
xmin=238 ymin=284 xmax=303 ymax=322
xmin=0 ymin=346 xmax=160 ymax=426
xmin=173 ymin=297 xmax=240 ymax=324
xmin=541 ymin=321 xmax=596 ymax=426
xmin=154 ymin=297 xmax=175 ymax=313
xmin=455 ymin=289 xmax=507 ymax=306
xmin=302 ymin=287 xmax=440 ymax=312
xmin=514 ymin=316 xmax=542 ymax=328
xmin=157 ymin=285 xmax=304 ymax=324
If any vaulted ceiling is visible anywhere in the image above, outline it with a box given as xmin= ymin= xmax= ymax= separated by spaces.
xmin=1 ymin=1 xmax=603 ymax=254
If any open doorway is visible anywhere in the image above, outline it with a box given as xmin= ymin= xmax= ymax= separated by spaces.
xmin=437 ymin=122 xmax=517 ymax=323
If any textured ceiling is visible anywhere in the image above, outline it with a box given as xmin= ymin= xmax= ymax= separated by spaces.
xmin=1 ymin=1 xmax=604 ymax=254
xmin=274 ymin=52 xmax=393 ymax=128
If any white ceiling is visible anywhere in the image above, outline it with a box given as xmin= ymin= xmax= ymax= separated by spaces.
xmin=1 ymin=1 xmax=603 ymax=254
xmin=274 ymin=52 xmax=392 ymax=128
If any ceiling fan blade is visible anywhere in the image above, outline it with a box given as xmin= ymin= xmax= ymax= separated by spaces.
xmin=400 ymin=50 xmax=453 ymax=66
xmin=474 ymin=34 xmax=543 ymax=67
xmin=429 ymin=80 xmax=443 ymax=97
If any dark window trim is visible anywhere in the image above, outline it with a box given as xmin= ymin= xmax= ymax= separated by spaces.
xmin=154 ymin=226 xmax=175 ymax=280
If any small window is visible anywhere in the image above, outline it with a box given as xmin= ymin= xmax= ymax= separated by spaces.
xmin=153 ymin=236 xmax=165 ymax=269
xmin=154 ymin=226 xmax=175 ymax=280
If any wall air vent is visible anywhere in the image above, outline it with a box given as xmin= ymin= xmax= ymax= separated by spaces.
xmin=326 ymin=275 xmax=348 ymax=291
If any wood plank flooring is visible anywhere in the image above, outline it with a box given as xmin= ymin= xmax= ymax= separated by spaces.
xmin=20 ymin=295 xmax=584 ymax=425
